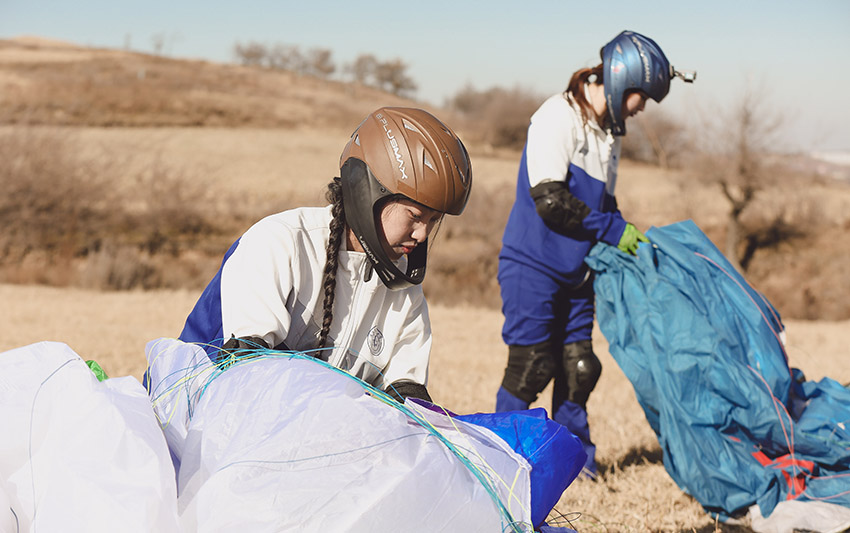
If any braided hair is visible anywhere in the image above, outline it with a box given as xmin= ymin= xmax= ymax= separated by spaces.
xmin=317 ymin=178 xmax=345 ymax=351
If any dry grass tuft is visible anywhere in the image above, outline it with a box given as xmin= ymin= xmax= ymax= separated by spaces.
xmin=0 ymin=125 xmax=248 ymax=289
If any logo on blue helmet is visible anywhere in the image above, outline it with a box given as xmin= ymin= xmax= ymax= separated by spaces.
xmin=601 ymin=31 xmax=672 ymax=136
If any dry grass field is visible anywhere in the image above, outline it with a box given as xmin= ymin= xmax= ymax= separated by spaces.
xmin=3 ymin=283 xmax=849 ymax=532
xmin=3 ymin=37 xmax=850 ymax=531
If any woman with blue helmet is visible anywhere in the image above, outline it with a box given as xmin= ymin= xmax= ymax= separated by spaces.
xmin=495 ymin=30 xmax=694 ymax=476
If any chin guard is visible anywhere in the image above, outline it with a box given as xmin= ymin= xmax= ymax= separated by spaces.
xmin=341 ymin=159 xmax=427 ymax=290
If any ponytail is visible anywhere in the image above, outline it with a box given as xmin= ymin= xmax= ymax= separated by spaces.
xmin=565 ymin=63 xmax=603 ymax=125
xmin=317 ymin=178 xmax=345 ymax=351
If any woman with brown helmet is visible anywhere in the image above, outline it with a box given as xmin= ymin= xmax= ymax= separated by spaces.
xmin=178 ymin=107 xmax=472 ymax=403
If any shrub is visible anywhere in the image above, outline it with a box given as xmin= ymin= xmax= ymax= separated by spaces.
xmin=0 ymin=126 xmax=238 ymax=290
xmin=620 ymin=108 xmax=691 ymax=168
xmin=424 ymin=185 xmax=514 ymax=308
xmin=445 ymin=84 xmax=543 ymax=150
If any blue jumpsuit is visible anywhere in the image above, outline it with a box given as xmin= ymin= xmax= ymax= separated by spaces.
xmin=497 ymin=93 xmax=627 ymax=473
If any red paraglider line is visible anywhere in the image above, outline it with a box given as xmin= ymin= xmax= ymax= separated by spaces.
xmin=692 ymin=252 xmax=791 ymax=370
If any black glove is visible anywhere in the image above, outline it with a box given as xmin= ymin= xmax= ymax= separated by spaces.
xmin=384 ymin=380 xmax=432 ymax=404
xmin=216 ymin=335 xmax=270 ymax=366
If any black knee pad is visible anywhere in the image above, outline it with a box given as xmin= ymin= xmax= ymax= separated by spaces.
xmin=501 ymin=342 xmax=557 ymax=404
xmin=562 ymin=340 xmax=602 ymax=408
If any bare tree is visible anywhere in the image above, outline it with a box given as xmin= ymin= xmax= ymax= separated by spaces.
xmin=267 ymin=44 xmax=304 ymax=72
xmin=695 ymin=82 xmax=789 ymax=271
xmin=304 ymin=48 xmax=336 ymax=79
xmin=345 ymin=54 xmax=378 ymax=86
xmin=235 ymin=42 xmax=331 ymax=78
xmin=151 ymin=33 xmax=167 ymax=56
xmin=621 ymin=109 xmax=690 ymax=168
xmin=448 ymin=83 xmax=489 ymax=115
xmin=233 ymin=41 xmax=268 ymax=67
xmin=150 ymin=32 xmax=182 ymax=56
xmin=446 ymin=84 xmax=543 ymax=149
xmin=374 ymin=59 xmax=417 ymax=97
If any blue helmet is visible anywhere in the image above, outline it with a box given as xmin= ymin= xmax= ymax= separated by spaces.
xmin=601 ymin=31 xmax=672 ymax=136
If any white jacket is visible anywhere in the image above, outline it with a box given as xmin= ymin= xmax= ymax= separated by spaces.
xmin=526 ymin=92 xmax=620 ymax=197
xmin=193 ymin=205 xmax=432 ymax=390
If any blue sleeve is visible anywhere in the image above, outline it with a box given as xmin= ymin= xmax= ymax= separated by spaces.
xmin=565 ymin=164 xmax=626 ymax=245
xmin=583 ymin=207 xmax=627 ymax=246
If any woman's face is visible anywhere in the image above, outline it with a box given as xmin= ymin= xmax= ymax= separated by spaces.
xmin=622 ymin=91 xmax=648 ymax=119
xmin=377 ymin=198 xmax=442 ymax=261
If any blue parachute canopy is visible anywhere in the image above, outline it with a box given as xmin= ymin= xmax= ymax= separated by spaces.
xmin=457 ymin=407 xmax=586 ymax=527
xmin=586 ymin=220 xmax=850 ymax=520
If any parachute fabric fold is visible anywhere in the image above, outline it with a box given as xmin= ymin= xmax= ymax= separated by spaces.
xmin=146 ymin=338 xmax=540 ymax=532
xmin=586 ymin=220 xmax=850 ymax=526
xmin=0 ymin=341 xmax=180 ymax=532
xmin=456 ymin=408 xmax=585 ymax=527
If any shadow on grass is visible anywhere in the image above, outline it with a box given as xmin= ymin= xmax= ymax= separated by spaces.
xmin=598 ymin=444 xmax=664 ymax=476
xmin=688 ymin=524 xmax=754 ymax=533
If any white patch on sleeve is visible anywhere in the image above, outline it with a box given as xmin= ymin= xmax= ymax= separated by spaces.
xmin=525 ymin=94 xmax=620 ymax=193
xmin=526 ymin=95 xmax=577 ymax=188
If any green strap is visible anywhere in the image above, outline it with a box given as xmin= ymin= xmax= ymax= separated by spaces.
xmin=85 ymin=360 xmax=109 ymax=382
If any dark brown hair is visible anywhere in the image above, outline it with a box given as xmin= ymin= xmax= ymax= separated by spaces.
xmin=565 ymin=63 xmax=603 ymax=125
xmin=316 ymin=182 xmax=444 ymax=352
xmin=317 ymin=178 xmax=345 ymax=351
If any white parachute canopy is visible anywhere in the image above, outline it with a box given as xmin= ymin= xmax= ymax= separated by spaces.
xmin=0 ymin=338 xmax=542 ymax=532
xmin=146 ymin=337 xmax=536 ymax=532
xmin=0 ymin=341 xmax=180 ymax=532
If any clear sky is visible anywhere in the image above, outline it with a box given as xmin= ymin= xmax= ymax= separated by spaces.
xmin=3 ymin=0 xmax=849 ymax=152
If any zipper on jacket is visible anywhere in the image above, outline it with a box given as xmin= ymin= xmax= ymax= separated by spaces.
xmin=330 ymin=257 xmax=368 ymax=367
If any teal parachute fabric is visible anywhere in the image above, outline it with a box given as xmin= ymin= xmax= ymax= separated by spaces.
xmin=586 ymin=220 xmax=850 ymax=520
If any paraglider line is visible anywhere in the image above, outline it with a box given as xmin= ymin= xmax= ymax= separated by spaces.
xmin=218 ymin=433 xmax=438 ymax=469
xmin=145 ymin=344 xmax=530 ymax=532
xmin=809 ymin=471 xmax=850 ymax=481
xmin=28 ymin=357 xmax=77 ymax=526
xmin=146 ymin=339 xmax=225 ymax=428
xmin=691 ymin=251 xmax=850 ymax=499
xmin=747 ymin=364 xmax=800 ymax=478
xmin=427 ymin=404 xmax=532 ymax=519
xmin=802 ymin=487 xmax=850 ymax=502
xmin=754 ymin=290 xmax=784 ymax=333
xmin=693 ymin=252 xmax=790 ymax=371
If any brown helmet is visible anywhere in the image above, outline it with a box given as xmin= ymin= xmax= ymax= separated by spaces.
xmin=339 ymin=107 xmax=472 ymax=290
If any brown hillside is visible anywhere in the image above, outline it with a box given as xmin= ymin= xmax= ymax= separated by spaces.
xmin=1 ymin=37 xmax=850 ymax=320
xmin=0 ymin=37 xmax=418 ymax=129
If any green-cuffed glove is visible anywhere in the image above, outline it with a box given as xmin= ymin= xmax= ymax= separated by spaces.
xmin=617 ymin=223 xmax=649 ymax=255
